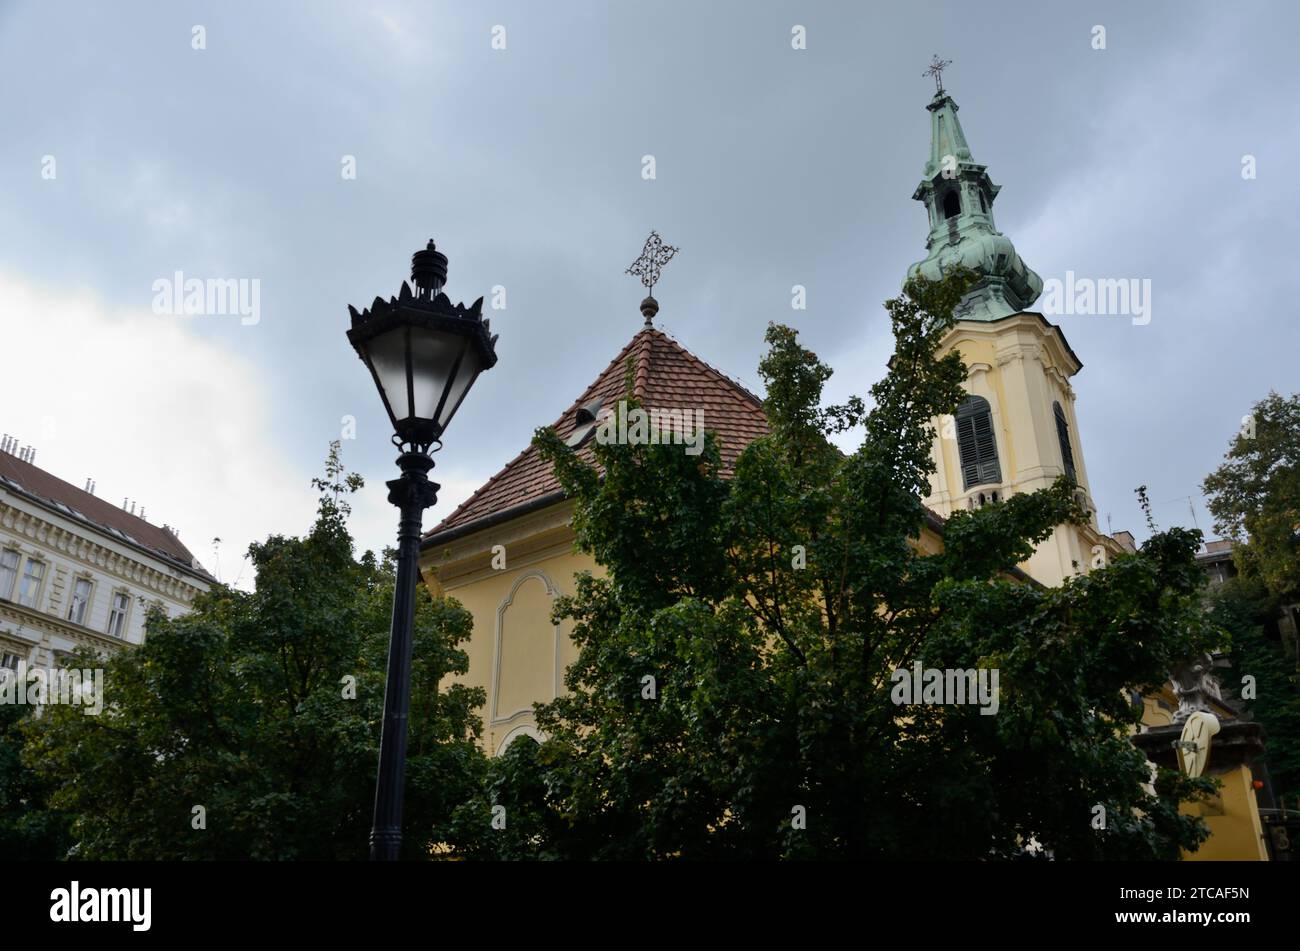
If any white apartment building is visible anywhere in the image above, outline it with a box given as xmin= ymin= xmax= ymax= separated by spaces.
xmin=0 ymin=438 xmax=213 ymax=673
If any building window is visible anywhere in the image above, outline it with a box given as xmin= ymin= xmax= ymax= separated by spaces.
xmin=107 ymin=591 xmax=130 ymax=638
xmin=0 ymin=549 xmax=18 ymax=600
xmin=0 ymin=652 xmax=20 ymax=686
xmin=955 ymin=395 xmax=1001 ymax=490
xmin=18 ymin=558 xmax=45 ymax=608
xmin=67 ymin=577 xmax=93 ymax=625
xmin=942 ymin=189 xmax=962 ymax=219
xmin=1054 ymin=401 xmax=1077 ymax=481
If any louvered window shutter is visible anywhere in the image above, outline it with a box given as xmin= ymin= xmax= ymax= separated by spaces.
xmin=955 ymin=396 xmax=1001 ymax=490
xmin=1054 ymin=402 xmax=1076 ymax=481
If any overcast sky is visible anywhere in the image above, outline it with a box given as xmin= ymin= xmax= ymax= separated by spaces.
xmin=1 ymin=1 xmax=1294 ymax=584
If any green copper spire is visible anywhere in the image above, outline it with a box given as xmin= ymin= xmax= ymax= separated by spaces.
xmin=906 ymin=86 xmax=1042 ymax=321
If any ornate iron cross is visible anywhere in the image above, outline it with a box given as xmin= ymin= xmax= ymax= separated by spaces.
xmin=924 ymin=54 xmax=952 ymax=94
xmin=625 ymin=230 xmax=679 ymax=297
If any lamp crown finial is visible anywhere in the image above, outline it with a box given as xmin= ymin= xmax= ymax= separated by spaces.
xmin=411 ymin=238 xmax=449 ymax=300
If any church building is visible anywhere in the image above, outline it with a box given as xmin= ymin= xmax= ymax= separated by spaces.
xmin=418 ymin=78 xmax=1269 ymax=860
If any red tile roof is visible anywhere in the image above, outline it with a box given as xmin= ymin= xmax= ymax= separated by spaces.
xmin=425 ymin=326 xmax=771 ymax=542
xmin=0 ymin=450 xmax=210 ymax=579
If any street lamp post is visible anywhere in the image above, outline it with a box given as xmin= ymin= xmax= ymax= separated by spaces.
xmin=346 ymin=239 xmax=498 ymax=861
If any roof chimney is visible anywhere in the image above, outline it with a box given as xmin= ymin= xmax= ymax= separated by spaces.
xmin=123 ymin=498 xmax=128 ymax=510
xmin=140 ymin=507 xmax=146 ymax=520
xmin=129 ymin=501 xmax=136 ymax=515
xmin=89 ymin=480 xmax=95 ymax=495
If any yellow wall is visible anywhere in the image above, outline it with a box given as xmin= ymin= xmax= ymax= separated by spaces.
xmin=926 ymin=313 xmax=1120 ymax=587
xmin=1180 ymin=765 xmax=1269 ymax=861
xmin=422 ymin=500 xmax=597 ymax=755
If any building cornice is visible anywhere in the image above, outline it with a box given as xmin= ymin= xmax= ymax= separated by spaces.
xmin=421 ymin=499 xmax=578 ymax=593
xmin=0 ymin=597 xmax=136 ymax=655
xmin=0 ymin=497 xmax=207 ymax=604
xmin=942 ymin=312 xmax=1083 ymax=377
xmin=0 ymin=483 xmax=212 ymax=586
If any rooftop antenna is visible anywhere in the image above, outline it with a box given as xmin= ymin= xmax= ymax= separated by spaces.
xmin=1157 ymin=494 xmax=1202 ymax=533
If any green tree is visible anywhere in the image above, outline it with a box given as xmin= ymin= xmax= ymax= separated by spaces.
xmin=1203 ymin=391 xmax=1300 ymax=604
xmin=507 ymin=270 xmax=1216 ymax=860
xmin=22 ymin=443 xmax=487 ymax=859
xmin=1203 ymin=395 xmax=1300 ymax=801
xmin=0 ymin=701 xmax=71 ymax=860
xmin=1209 ymin=579 xmax=1300 ymax=798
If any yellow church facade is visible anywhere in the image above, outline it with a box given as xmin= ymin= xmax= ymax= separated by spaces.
xmin=423 ymin=498 xmax=584 ymax=756
xmin=419 ymin=84 xmax=1269 ymax=860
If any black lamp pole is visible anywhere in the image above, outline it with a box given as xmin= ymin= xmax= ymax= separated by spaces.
xmin=369 ymin=451 xmax=438 ymax=861
xmin=346 ymin=240 xmax=498 ymax=861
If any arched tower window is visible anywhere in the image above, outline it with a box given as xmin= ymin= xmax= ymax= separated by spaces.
xmin=1053 ymin=402 xmax=1076 ymax=481
xmin=955 ymin=395 xmax=1000 ymax=490
xmin=942 ymin=189 xmax=962 ymax=219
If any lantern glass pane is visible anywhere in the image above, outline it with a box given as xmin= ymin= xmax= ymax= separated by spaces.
xmin=409 ymin=328 xmax=466 ymax=423
xmin=436 ymin=346 xmax=482 ymax=432
xmin=366 ymin=327 xmax=410 ymax=422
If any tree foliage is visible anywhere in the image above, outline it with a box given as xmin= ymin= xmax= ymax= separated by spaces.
xmin=1203 ymin=391 xmax=1300 ymax=604
xmin=506 ymin=270 xmax=1217 ymax=859
xmin=1209 ymin=579 xmax=1300 ymax=799
xmin=1203 ymin=392 xmax=1300 ymax=801
xmin=20 ymin=443 xmax=486 ymax=859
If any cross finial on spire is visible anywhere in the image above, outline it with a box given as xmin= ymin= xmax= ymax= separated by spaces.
xmin=923 ymin=54 xmax=952 ymax=94
xmin=625 ymin=230 xmax=679 ymax=325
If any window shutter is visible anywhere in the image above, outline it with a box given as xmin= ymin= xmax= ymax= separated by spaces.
xmin=955 ymin=396 xmax=1001 ymax=490
xmin=1054 ymin=402 xmax=1076 ymax=481
xmin=973 ymin=411 xmax=999 ymax=485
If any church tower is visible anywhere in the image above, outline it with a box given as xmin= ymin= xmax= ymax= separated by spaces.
xmin=907 ymin=74 xmax=1118 ymax=585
